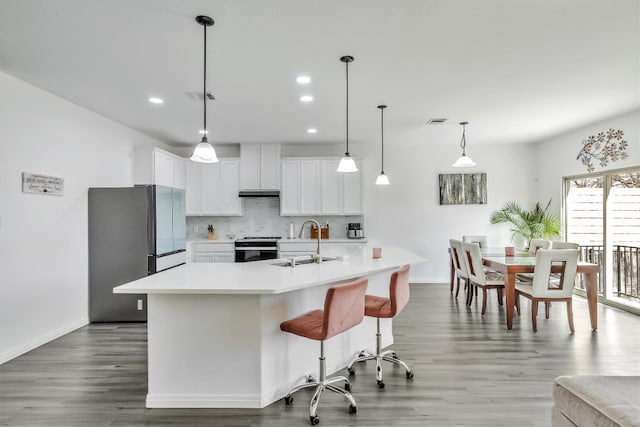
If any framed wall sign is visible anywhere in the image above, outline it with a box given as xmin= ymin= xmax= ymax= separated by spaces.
xmin=439 ymin=173 xmax=486 ymax=205
xmin=22 ymin=172 xmax=64 ymax=196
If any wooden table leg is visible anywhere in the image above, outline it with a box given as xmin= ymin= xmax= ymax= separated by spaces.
xmin=450 ymin=257 xmax=455 ymax=293
xmin=585 ymin=271 xmax=598 ymax=331
xmin=505 ymin=272 xmax=515 ymax=330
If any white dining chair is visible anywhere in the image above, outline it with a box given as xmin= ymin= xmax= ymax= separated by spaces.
xmin=517 ymin=238 xmax=554 ymax=282
xmin=449 ymin=239 xmax=468 ymax=298
xmin=461 ymin=241 xmax=504 ymax=315
xmin=528 ymin=238 xmax=552 ymax=254
xmin=551 ymin=241 xmax=579 ymax=250
xmin=462 ymin=235 xmax=488 ymax=248
xmin=515 ymin=249 xmax=579 ymax=333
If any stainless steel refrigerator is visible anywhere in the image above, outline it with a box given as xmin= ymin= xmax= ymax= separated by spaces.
xmin=88 ymin=185 xmax=186 ymax=322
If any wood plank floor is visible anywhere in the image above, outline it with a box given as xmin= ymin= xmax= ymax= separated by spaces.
xmin=2 ymin=284 xmax=639 ymax=426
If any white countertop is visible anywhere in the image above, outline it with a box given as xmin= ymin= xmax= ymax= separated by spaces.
xmin=279 ymin=238 xmax=367 ymax=244
xmin=187 ymin=238 xmax=367 ymax=244
xmin=114 ymin=245 xmax=423 ymax=295
xmin=187 ymin=239 xmax=235 ymax=244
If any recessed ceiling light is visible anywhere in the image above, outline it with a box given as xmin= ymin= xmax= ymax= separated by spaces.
xmin=149 ymin=97 xmax=164 ymax=104
xmin=199 ymin=129 xmax=209 ymax=135
xmin=300 ymin=95 xmax=313 ymax=102
xmin=307 ymin=128 xmax=317 ymax=134
xmin=296 ymin=76 xmax=311 ymax=84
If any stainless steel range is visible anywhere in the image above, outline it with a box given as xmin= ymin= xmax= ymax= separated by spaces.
xmin=234 ymin=236 xmax=281 ymax=263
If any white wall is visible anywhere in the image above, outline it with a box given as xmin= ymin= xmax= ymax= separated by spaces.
xmin=361 ymin=140 xmax=538 ymax=282
xmin=0 ymin=71 xmax=168 ymax=363
xmin=535 ymin=109 xmax=640 ymax=215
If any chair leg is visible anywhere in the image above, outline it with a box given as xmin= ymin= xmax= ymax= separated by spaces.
xmin=496 ymin=288 xmax=503 ymax=306
xmin=515 ymin=292 xmax=521 ymax=316
xmin=481 ymin=288 xmax=488 ymax=315
xmin=348 ymin=318 xmax=413 ymax=388
xmin=545 ymin=302 xmax=551 ymax=319
xmin=285 ymin=341 xmax=357 ymax=420
xmin=531 ymin=300 xmax=538 ymax=333
xmin=455 ymin=278 xmax=462 ymax=298
xmin=567 ymin=300 xmax=575 ymax=333
xmin=466 ymin=284 xmax=473 ymax=306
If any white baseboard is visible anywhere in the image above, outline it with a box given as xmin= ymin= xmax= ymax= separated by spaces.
xmin=146 ymin=393 xmax=262 ymax=408
xmin=0 ymin=317 xmax=88 ymax=365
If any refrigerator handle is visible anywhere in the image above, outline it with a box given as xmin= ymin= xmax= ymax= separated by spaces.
xmin=147 ymin=185 xmax=156 ymax=256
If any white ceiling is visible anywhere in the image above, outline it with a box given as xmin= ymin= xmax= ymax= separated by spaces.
xmin=1 ymin=0 xmax=638 ymax=150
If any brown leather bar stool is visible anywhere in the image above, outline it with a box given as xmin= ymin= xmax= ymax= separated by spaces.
xmin=347 ymin=265 xmax=414 ymax=389
xmin=280 ymin=277 xmax=368 ymax=425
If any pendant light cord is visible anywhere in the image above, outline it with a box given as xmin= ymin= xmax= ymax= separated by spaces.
xmin=345 ymin=59 xmax=349 ymax=155
xmin=380 ymin=107 xmax=384 ymax=171
xmin=203 ymin=24 xmax=207 ymax=134
xmin=460 ymin=123 xmax=467 ymax=155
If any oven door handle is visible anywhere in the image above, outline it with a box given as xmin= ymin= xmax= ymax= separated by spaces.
xmin=235 ymin=247 xmax=278 ymax=251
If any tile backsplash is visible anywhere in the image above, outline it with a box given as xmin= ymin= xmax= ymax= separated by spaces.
xmin=187 ymin=198 xmax=364 ymax=240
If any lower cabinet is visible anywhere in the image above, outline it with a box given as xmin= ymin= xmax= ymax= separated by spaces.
xmin=278 ymin=240 xmax=366 ymax=259
xmin=188 ymin=242 xmax=235 ymax=263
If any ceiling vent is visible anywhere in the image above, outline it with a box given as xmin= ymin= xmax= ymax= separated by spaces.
xmin=425 ymin=118 xmax=448 ymax=125
xmin=185 ymin=91 xmax=215 ymax=101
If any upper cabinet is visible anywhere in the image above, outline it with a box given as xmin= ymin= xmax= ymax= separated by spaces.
xmin=186 ymin=159 xmax=242 ymax=216
xmin=281 ymin=158 xmax=363 ymax=216
xmin=240 ymin=144 xmax=281 ymax=190
xmin=134 ymin=148 xmax=186 ymax=189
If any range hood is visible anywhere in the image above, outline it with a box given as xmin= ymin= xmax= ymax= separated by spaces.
xmin=238 ymin=190 xmax=280 ymax=198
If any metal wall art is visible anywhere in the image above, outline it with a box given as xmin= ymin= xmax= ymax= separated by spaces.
xmin=576 ymin=128 xmax=628 ymax=173
xmin=439 ymin=173 xmax=487 ymax=205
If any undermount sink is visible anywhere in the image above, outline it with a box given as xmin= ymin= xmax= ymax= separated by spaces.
xmin=272 ymin=257 xmax=335 ymax=267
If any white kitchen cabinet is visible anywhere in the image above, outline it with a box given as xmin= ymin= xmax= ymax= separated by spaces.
xmin=342 ymin=159 xmax=363 ymax=214
xmin=278 ymin=240 xmax=367 ymax=259
xmin=280 ymin=158 xmax=362 ymax=216
xmin=186 ymin=162 xmax=203 ymax=215
xmin=281 ymin=160 xmax=301 ymax=215
xmin=240 ymin=144 xmax=281 ymax=190
xmin=320 ymin=160 xmax=342 ymax=215
xmin=281 ymin=159 xmax=321 ymax=215
xmin=300 ymin=160 xmax=321 ymax=214
xmin=201 ymin=163 xmax=222 ymax=214
xmin=278 ymin=241 xmax=317 ymax=258
xmin=189 ymin=242 xmax=235 ymax=263
xmin=214 ymin=252 xmax=235 ymax=263
xmin=186 ymin=159 xmax=242 ymax=216
xmin=134 ymin=148 xmax=186 ymax=189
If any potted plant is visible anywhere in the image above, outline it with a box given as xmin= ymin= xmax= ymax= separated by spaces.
xmin=489 ymin=200 xmax=560 ymax=249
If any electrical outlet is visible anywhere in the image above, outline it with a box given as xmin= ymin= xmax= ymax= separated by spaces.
xmin=137 ymin=299 xmax=144 ymax=310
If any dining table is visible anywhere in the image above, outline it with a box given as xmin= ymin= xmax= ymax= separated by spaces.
xmin=482 ymin=252 xmax=600 ymax=331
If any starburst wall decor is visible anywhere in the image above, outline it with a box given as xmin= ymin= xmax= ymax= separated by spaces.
xmin=576 ymin=128 xmax=628 ymax=173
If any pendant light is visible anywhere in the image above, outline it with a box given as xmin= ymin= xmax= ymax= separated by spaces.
xmin=375 ymin=105 xmax=390 ymax=185
xmin=190 ymin=15 xmax=218 ymax=163
xmin=337 ymin=55 xmax=358 ymax=172
xmin=452 ymin=121 xmax=476 ymax=167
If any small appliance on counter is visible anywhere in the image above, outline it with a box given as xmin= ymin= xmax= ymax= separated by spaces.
xmin=348 ymin=222 xmax=364 ymax=239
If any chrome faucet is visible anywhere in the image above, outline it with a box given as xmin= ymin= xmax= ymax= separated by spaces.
xmin=298 ymin=219 xmax=323 ymax=264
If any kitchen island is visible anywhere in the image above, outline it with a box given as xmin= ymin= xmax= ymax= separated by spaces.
xmin=114 ymin=245 xmax=424 ymax=409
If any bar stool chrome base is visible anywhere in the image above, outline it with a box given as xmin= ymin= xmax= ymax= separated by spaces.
xmin=347 ymin=318 xmax=414 ymax=389
xmin=283 ymin=342 xmax=357 ymax=425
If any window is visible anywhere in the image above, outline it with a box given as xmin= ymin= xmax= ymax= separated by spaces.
xmin=564 ymin=167 xmax=640 ymax=313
